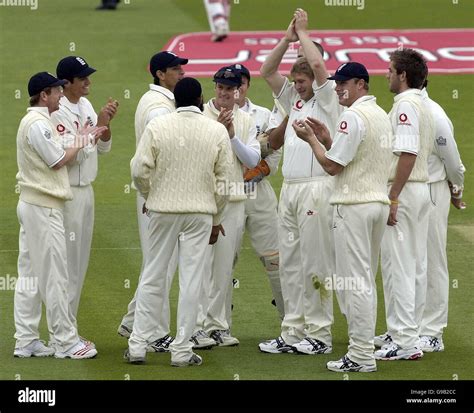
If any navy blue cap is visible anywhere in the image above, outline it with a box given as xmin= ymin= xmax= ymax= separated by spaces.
xmin=230 ymin=64 xmax=250 ymax=81
xmin=328 ymin=62 xmax=369 ymax=83
xmin=28 ymin=72 xmax=67 ymax=97
xmin=149 ymin=51 xmax=188 ymax=76
xmin=213 ymin=65 xmax=242 ymax=87
xmin=56 ymin=56 xmax=96 ymax=80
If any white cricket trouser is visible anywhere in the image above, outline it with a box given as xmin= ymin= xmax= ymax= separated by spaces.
xmin=15 ymin=201 xmax=78 ymax=351
xmin=128 ymin=212 xmax=211 ymax=362
xmin=63 ymin=185 xmax=94 ymax=324
xmin=204 ymin=201 xmax=245 ymax=333
xmin=120 ymin=193 xmax=174 ymax=340
xmin=333 ymin=203 xmax=389 ymax=365
xmin=381 ymin=182 xmax=430 ymax=349
xmin=241 ymin=179 xmax=284 ymax=318
xmin=278 ymin=178 xmax=334 ymax=346
xmin=203 ymin=0 xmax=230 ymax=33
xmin=420 ymin=180 xmax=451 ymax=338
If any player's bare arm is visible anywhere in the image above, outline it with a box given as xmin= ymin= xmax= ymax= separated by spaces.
xmin=294 ymin=9 xmax=329 ymax=87
xmin=292 ymin=120 xmax=343 ymax=176
xmin=387 ymin=153 xmax=417 ymax=226
xmin=267 ymin=115 xmax=289 ymax=150
xmin=260 ymin=17 xmax=298 ymax=95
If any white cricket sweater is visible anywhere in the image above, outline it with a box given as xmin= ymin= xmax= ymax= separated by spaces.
xmin=131 ymin=106 xmax=233 ymax=225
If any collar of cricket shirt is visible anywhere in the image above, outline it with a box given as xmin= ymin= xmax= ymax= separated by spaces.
xmin=149 ymin=84 xmax=175 ymax=100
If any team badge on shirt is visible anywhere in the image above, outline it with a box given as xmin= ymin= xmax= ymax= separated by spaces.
xmin=436 ymin=136 xmax=447 ymax=146
xmin=398 ymin=113 xmax=411 ymax=125
xmin=56 ymin=124 xmax=66 ymax=133
xmin=337 ymin=120 xmax=349 ymax=135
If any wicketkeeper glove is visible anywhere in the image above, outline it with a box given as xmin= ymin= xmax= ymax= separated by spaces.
xmin=243 ymin=159 xmax=271 ymax=194
xmin=257 ymin=132 xmax=273 ymax=159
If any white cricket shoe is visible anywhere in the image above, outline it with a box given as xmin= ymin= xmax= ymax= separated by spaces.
xmin=258 ymin=336 xmax=294 ymax=354
xmin=374 ymin=343 xmax=423 ymax=361
xmin=190 ymin=330 xmax=217 ymax=349
xmin=124 ymin=348 xmax=146 ymax=365
xmin=292 ymin=337 xmax=332 ymax=355
xmin=14 ymin=340 xmax=55 ymax=358
xmin=374 ymin=332 xmax=393 ymax=348
xmin=146 ymin=335 xmax=174 ymax=353
xmin=209 ymin=330 xmax=239 ymax=347
xmin=419 ymin=335 xmax=444 ymax=352
xmin=117 ymin=324 xmax=132 ymax=338
xmin=171 ymin=353 xmax=203 ymax=367
xmin=54 ymin=340 xmax=97 ymax=359
xmin=327 ymin=354 xmax=377 ymax=373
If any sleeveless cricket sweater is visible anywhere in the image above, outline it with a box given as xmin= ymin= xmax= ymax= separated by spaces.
xmin=16 ymin=110 xmax=72 ymax=209
xmin=330 ymin=99 xmax=393 ymax=205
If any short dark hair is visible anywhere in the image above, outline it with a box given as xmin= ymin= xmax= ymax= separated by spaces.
xmin=390 ymin=49 xmax=428 ymax=89
xmin=153 ymin=68 xmax=168 ymax=86
xmin=29 ymin=87 xmax=52 ymax=106
xmin=174 ymin=77 xmax=203 ymax=108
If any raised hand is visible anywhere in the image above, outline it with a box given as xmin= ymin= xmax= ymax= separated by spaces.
xmin=98 ymin=97 xmax=119 ymax=126
xmin=294 ymin=8 xmax=308 ymax=34
xmin=217 ymin=108 xmax=235 ymax=138
xmin=284 ymin=17 xmax=298 ymax=42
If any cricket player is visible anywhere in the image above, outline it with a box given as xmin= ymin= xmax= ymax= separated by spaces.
xmin=419 ymin=80 xmax=466 ymax=352
xmin=126 ymin=77 xmax=233 ymax=366
xmin=51 ymin=56 xmax=118 ymax=337
xmin=375 ymin=49 xmax=435 ymax=361
xmin=14 ymin=72 xmax=104 ymax=359
xmin=230 ymin=63 xmax=285 ymax=319
xmin=196 ymin=65 xmax=260 ymax=347
xmin=258 ymin=9 xmax=342 ymax=355
xmin=204 ymin=0 xmax=230 ymax=42
xmin=117 ymin=51 xmax=188 ymax=353
xmin=293 ymin=62 xmax=393 ymax=372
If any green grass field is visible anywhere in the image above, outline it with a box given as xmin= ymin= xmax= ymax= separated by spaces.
xmin=0 ymin=0 xmax=472 ymax=384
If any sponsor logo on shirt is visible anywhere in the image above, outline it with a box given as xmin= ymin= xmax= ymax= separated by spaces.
xmin=436 ymin=136 xmax=447 ymax=146
xmin=398 ymin=113 xmax=411 ymax=125
xmin=293 ymin=100 xmax=303 ymax=111
xmin=43 ymin=130 xmax=51 ymax=140
xmin=338 ymin=120 xmax=349 ymax=135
